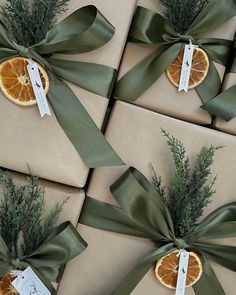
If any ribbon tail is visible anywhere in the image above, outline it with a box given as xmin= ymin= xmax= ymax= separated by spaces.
xmin=111 ymin=244 xmax=175 ymax=295
xmin=197 ymin=61 xmax=221 ymax=105
xmin=114 ymin=43 xmax=182 ymax=101
xmin=47 ymin=76 xmax=123 ymax=168
xmin=193 ymin=256 xmax=225 ymax=295
xmin=30 ymin=266 xmax=56 ymax=295
xmin=202 ymin=85 xmax=236 ymax=121
xmin=49 ymin=59 xmax=116 ymax=98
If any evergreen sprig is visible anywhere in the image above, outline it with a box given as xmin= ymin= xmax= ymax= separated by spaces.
xmin=0 ymin=170 xmax=67 ymax=258
xmin=152 ymin=129 xmax=221 ymax=237
xmin=159 ymin=0 xmax=210 ymax=34
xmin=0 ymin=0 xmax=70 ymax=47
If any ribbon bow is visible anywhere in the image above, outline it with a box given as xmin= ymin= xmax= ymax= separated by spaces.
xmin=0 ymin=222 xmax=87 ymax=294
xmin=0 ymin=5 xmax=123 ymax=167
xmin=114 ymin=0 xmax=236 ymax=120
xmin=80 ymin=167 xmax=236 ymax=295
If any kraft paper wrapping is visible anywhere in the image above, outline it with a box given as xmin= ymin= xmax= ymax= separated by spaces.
xmin=115 ymin=0 xmax=236 ymax=125
xmin=59 ymin=101 xmax=236 ymax=295
xmin=0 ymin=0 xmax=137 ymax=188
xmin=0 ymin=169 xmax=85 ymax=290
xmin=214 ymin=72 xmax=236 ymax=135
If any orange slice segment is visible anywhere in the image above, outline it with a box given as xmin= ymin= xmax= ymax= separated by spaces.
xmin=0 ymin=57 xmax=49 ymax=106
xmin=166 ymin=47 xmax=209 ymax=89
xmin=155 ymin=250 xmax=203 ymax=289
xmin=0 ymin=273 xmax=19 ymax=295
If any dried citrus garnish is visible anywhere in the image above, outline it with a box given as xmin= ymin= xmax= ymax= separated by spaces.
xmin=166 ymin=47 xmax=209 ymax=89
xmin=0 ymin=273 xmax=19 ymax=295
xmin=0 ymin=57 xmax=49 ymax=106
xmin=155 ymin=250 xmax=203 ymax=289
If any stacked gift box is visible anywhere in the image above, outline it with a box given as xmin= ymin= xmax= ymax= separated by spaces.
xmin=0 ymin=0 xmax=235 ymax=294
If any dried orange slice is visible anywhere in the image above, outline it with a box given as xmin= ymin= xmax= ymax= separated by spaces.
xmin=166 ymin=48 xmax=209 ymax=89
xmin=0 ymin=57 xmax=49 ymax=106
xmin=155 ymin=250 xmax=203 ymax=289
xmin=0 ymin=273 xmax=19 ymax=295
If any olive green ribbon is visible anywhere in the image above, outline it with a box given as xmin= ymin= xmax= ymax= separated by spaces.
xmin=203 ymin=42 xmax=236 ymax=121
xmin=80 ymin=167 xmax=236 ymax=295
xmin=0 ymin=221 xmax=87 ymax=294
xmin=114 ymin=0 xmax=236 ymax=119
xmin=0 ymin=5 xmax=123 ymax=167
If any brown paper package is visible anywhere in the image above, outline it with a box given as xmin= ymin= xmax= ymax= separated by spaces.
xmin=214 ymin=72 xmax=236 ymax=135
xmin=115 ymin=0 xmax=236 ymax=125
xmin=0 ymin=169 xmax=85 ymax=289
xmin=0 ymin=0 xmax=137 ymax=188
xmin=59 ymin=101 xmax=236 ymax=295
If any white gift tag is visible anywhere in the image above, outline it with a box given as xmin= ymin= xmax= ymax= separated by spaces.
xmin=27 ymin=59 xmax=51 ymax=118
xmin=178 ymin=40 xmax=196 ymax=92
xmin=175 ymin=250 xmax=190 ymax=295
xmin=12 ymin=267 xmax=51 ymax=295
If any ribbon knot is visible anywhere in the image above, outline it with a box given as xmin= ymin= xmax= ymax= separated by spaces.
xmin=18 ymin=45 xmax=30 ymax=57
xmin=177 ymin=34 xmax=196 ymax=44
xmin=174 ymin=238 xmax=189 ymax=249
xmin=11 ymin=258 xmax=21 ymax=269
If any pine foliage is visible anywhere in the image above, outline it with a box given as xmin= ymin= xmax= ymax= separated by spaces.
xmin=159 ymin=0 xmax=210 ymax=33
xmin=0 ymin=0 xmax=70 ymax=47
xmin=0 ymin=170 xmax=67 ymax=258
xmin=152 ymin=130 xmax=221 ymax=237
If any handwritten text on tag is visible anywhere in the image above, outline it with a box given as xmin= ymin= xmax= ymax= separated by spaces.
xmin=27 ymin=60 xmax=51 ymax=118
xmin=12 ymin=267 xmax=51 ymax=295
xmin=175 ymin=250 xmax=190 ymax=295
xmin=178 ymin=40 xmax=196 ymax=92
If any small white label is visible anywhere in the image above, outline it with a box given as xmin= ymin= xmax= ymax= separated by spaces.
xmin=178 ymin=40 xmax=196 ymax=92
xmin=12 ymin=267 xmax=51 ymax=295
xmin=27 ymin=59 xmax=51 ymax=118
xmin=175 ymin=250 xmax=190 ymax=295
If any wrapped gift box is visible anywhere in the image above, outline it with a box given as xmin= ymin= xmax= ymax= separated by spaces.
xmin=0 ymin=0 xmax=137 ymax=188
xmin=114 ymin=0 xmax=236 ymax=125
xmin=0 ymin=169 xmax=85 ymax=290
xmin=59 ymin=101 xmax=236 ymax=294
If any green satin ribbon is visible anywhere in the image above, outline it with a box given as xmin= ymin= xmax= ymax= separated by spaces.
xmin=80 ymin=167 xmax=236 ymax=295
xmin=0 ymin=221 xmax=87 ymax=294
xmin=114 ymin=0 xmax=236 ymax=120
xmin=0 ymin=5 xmax=123 ymax=167
xmin=203 ymin=42 xmax=236 ymax=121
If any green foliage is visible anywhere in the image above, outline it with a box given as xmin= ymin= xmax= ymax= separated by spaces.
xmin=159 ymin=0 xmax=209 ymax=33
xmin=0 ymin=170 xmax=67 ymax=258
xmin=0 ymin=0 xmax=70 ymax=47
xmin=152 ymin=129 xmax=221 ymax=237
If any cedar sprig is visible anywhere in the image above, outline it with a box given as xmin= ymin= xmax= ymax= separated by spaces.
xmin=0 ymin=170 xmax=67 ymax=258
xmin=0 ymin=0 xmax=70 ymax=47
xmin=152 ymin=129 xmax=221 ymax=237
xmin=159 ymin=0 xmax=210 ymax=34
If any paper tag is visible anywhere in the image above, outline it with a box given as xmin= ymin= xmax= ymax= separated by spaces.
xmin=178 ymin=40 xmax=196 ymax=92
xmin=175 ymin=250 xmax=190 ymax=295
xmin=12 ymin=267 xmax=51 ymax=295
xmin=27 ymin=59 xmax=51 ymax=118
